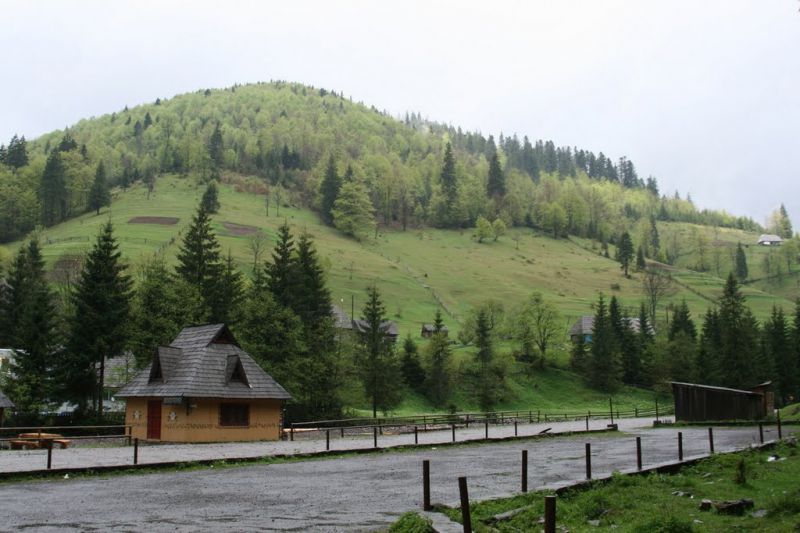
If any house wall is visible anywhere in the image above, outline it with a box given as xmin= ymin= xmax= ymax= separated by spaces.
xmin=672 ymin=384 xmax=765 ymax=421
xmin=125 ymin=397 xmax=283 ymax=442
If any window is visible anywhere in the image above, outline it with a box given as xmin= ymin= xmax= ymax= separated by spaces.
xmin=219 ymin=403 xmax=250 ymax=427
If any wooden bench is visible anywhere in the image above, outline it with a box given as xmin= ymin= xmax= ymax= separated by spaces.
xmin=9 ymin=439 xmax=40 ymax=450
xmin=12 ymin=433 xmax=72 ymax=449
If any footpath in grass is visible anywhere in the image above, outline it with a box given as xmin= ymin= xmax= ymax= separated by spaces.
xmin=390 ymin=441 xmax=800 ymax=532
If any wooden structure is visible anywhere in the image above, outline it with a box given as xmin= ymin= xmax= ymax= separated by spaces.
xmin=569 ymin=316 xmax=651 ymax=343
xmin=10 ymin=432 xmax=71 ymax=449
xmin=0 ymin=389 xmax=13 ymax=426
xmin=671 ymin=381 xmax=770 ymax=421
xmin=352 ymin=318 xmax=400 ymax=343
xmin=421 ymin=324 xmax=449 ymax=338
xmin=117 ymin=324 xmax=291 ymax=443
xmin=757 ymin=234 xmax=783 ymax=246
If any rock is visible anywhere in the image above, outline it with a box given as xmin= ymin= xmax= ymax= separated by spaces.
xmin=713 ymin=499 xmax=754 ymax=515
xmin=699 ymin=499 xmax=713 ymax=511
xmin=693 ymin=519 xmax=703 ymax=524
xmin=587 ymin=519 xmax=601 ymax=526
xmin=751 ymin=509 xmax=767 ymax=518
xmin=767 ymin=455 xmax=780 ymax=462
xmin=671 ymin=491 xmax=693 ymax=498
xmin=484 ymin=506 xmax=530 ymax=525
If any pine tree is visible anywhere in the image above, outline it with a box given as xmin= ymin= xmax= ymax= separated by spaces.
xmin=6 ymin=134 xmax=29 ymax=168
xmin=401 ymin=335 xmax=425 ymax=393
xmin=649 ymin=215 xmax=660 ymax=254
xmin=587 ymin=294 xmax=621 ymax=392
xmin=88 ymin=161 xmax=111 ymax=215
xmin=65 ymin=222 xmax=132 ymax=415
xmin=175 ymin=205 xmax=223 ymax=317
xmin=40 ymin=150 xmax=68 ymax=226
xmin=5 ymin=239 xmax=58 ymax=412
xmin=357 ymin=285 xmax=403 ymax=417
xmin=669 ymin=300 xmax=697 ymax=341
xmin=486 ymin=150 xmax=505 ymax=198
xmin=735 ymin=243 xmax=748 ymax=281
xmin=265 ymin=222 xmax=296 ymax=309
xmin=208 ymin=123 xmax=224 ymax=169
xmin=717 ymin=273 xmax=758 ymax=389
xmin=779 ymin=204 xmax=793 ymax=239
xmin=200 ymin=181 xmax=220 ymax=214
xmin=636 ymin=246 xmax=646 ymax=271
xmin=440 ymin=142 xmax=457 ymax=214
xmin=424 ymin=309 xmax=452 ymax=406
xmin=210 ymin=251 xmax=244 ymax=325
xmin=331 ymin=180 xmax=375 ymax=240
xmin=616 ymin=232 xmax=634 ymax=277
xmin=472 ymin=307 xmax=505 ymax=411
xmin=319 ymin=154 xmax=341 ymax=226
xmin=697 ymin=308 xmax=722 ymax=384
xmin=764 ymin=306 xmax=791 ymax=405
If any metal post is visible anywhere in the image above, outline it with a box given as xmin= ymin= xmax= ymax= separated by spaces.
xmin=46 ymin=443 xmax=52 ymax=470
xmin=414 ymin=425 xmax=418 ymax=445
xmin=484 ymin=419 xmax=489 ymax=439
xmin=514 ymin=420 xmax=518 ymax=437
xmin=452 ymin=423 xmax=456 ymax=443
xmin=635 ymin=407 xmax=639 ymax=418
xmin=655 ymin=400 xmax=659 ymax=422
xmin=585 ymin=442 xmax=592 ymax=480
xmin=609 ymin=398 xmax=614 ymax=424
xmin=326 ymin=429 xmax=330 ymax=451
xmin=422 ymin=460 xmax=431 ymax=511
xmin=529 ymin=410 xmax=532 ymax=423
xmin=373 ymin=426 xmax=378 ymax=448
xmin=521 ymin=450 xmax=528 ymax=493
xmin=708 ymin=427 xmax=714 ymax=454
xmin=544 ymin=495 xmax=556 ymax=533
xmin=678 ymin=432 xmax=683 ymax=461
xmin=759 ymin=423 xmax=764 ymax=444
xmin=290 ymin=426 xmax=294 ymax=441
xmin=636 ymin=436 xmax=642 ymax=470
xmin=778 ymin=411 xmax=783 ymax=440
xmin=458 ymin=477 xmax=472 ymax=533
xmin=537 ymin=410 xmax=541 ymax=423
xmin=341 ymin=427 xmax=344 ymax=438
xmin=585 ymin=415 xmax=589 ymax=431
xmin=134 ymin=437 xmax=139 ymax=465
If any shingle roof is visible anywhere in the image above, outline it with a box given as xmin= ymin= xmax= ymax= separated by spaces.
xmin=0 ymin=389 xmax=14 ymax=409
xmin=117 ymin=324 xmax=291 ymax=400
xmin=352 ymin=319 xmax=399 ymax=337
xmin=331 ymin=305 xmax=353 ymax=330
xmin=569 ymin=316 xmax=653 ymax=336
xmin=757 ymin=234 xmax=783 ymax=243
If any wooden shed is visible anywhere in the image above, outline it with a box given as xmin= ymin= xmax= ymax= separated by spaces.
xmin=117 ymin=324 xmax=291 ymax=442
xmin=421 ymin=324 xmax=449 ymax=338
xmin=671 ymin=381 xmax=769 ymax=422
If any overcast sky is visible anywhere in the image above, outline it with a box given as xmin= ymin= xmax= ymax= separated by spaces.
xmin=2 ymin=1 xmax=798 ymax=226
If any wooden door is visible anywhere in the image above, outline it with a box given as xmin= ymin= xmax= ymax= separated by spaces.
xmin=147 ymin=400 xmax=162 ymax=440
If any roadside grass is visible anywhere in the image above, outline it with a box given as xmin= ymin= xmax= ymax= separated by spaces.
xmin=386 ymin=512 xmax=435 ymax=533
xmin=424 ymin=442 xmax=800 ymax=532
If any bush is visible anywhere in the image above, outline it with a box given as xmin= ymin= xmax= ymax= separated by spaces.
xmin=388 ymin=512 xmax=434 ymax=533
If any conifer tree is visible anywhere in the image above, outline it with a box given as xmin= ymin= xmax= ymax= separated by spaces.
xmin=319 ymin=154 xmax=341 ymax=226
xmin=587 ymin=294 xmax=621 ymax=391
xmin=5 ymin=239 xmax=58 ymax=412
xmin=65 ymin=222 xmax=132 ymax=415
xmin=669 ymin=300 xmax=697 ymax=341
xmin=424 ymin=309 xmax=452 ymax=406
xmin=357 ymin=285 xmax=403 ymax=417
xmin=292 ymin=231 xmax=332 ymax=326
xmin=401 ymin=335 xmax=425 ymax=393
xmin=175 ymin=205 xmax=223 ymax=316
xmin=616 ymin=232 xmax=634 ymax=277
xmin=486 ymin=150 xmax=505 ymax=198
xmin=210 ymin=251 xmax=244 ymax=326
xmin=208 ymin=123 xmax=224 ymax=169
xmin=40 ymin=150 xmax=68 ymax=226
xmin=649 ymin=215 xmax=660 ymax=254
xmin=6 ymin=134 xmax=29 ymax=168
xmin=764 ymin=306 xmax=793 ymax=405
xmin=735 ymin=243 xmax=748 ymax=281
xmin=778 ymin=204 xmax=793 ymax=239
xmin=717 ymin=273 xmax=757 ymax=389
xmin=636 ymin=246 xmax=646 ymax=271
xmin=473 ymin=307 xmax=504 ymax=411
xmin=200 ymin=181 xmax=220 ymax=214
xmin=331 ymin=180 xmax=375 ymax=240
xmin=88 ymin=161 xmax=111 ymax=215
xmin=265 ymin=222 xmax=296 ymax=309
xmin=697 ymin=308 xmax=721 ymax=384
xmin=440 ymin=142 xmax=457 ymax=214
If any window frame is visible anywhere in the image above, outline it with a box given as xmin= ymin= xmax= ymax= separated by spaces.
xmin=219 ymin=402 xmax=250 ymax=427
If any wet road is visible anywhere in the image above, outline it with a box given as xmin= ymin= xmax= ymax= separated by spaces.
xmin=0 ymin=424 xmax=787 ymax=532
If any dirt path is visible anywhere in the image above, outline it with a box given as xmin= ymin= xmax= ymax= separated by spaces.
xmin=0 ymin=425 xmax=785 ymax=532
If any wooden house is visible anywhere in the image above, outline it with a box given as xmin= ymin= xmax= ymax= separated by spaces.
xmin=671 ymin=381 xmax=771 ymax=421
xmin=421 ymin=324 xmax=449 ymax=338
xmin=117 ymin=324 xmax=291 ymax=443
xmin=0 ymin=389 xmax=13 ymax=426
xmin=352 ymin=319 xmax=400 ymax=343
xmin=757 ymin=234 xmax=783 ymax=246
xmin=569 ymin=316 xmax=651 ymax=343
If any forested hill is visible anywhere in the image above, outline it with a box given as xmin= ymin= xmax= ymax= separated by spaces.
xmin=0 ymin=81 xmax=762 ymax=247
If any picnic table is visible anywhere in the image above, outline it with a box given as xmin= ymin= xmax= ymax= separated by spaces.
xmin=10 ymin=432 xmax=71 ymax=450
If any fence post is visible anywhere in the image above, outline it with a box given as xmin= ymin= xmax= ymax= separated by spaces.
xmin=422 ymin=460 xmax=431 ymax=511
xmin=529 ymin=410 xmax=533 ymax=423
xmin=373 ymin=426 xmax=378 ymax=448
xmin=134 ymin=437 xmax=139 ymax=465
xmin=585 ymin=415 xmax=589 ymax=431
xmin=585 ymin=442 xmax=592 ymax=480
xmin=46 ymin=442 xmax=52 ymax=470
xmin=466 ymin=415 xmax=470 ymax=428
xmin=326 ymin=429 xmax=330 ymax=451
xmin=521 ymin=450 xmax=528 ymax=493
xmin=544 ymin=495 xmax=556 ymax=533
xmin=458 ymin=477 xmax=472 ymax=533
xmin=655 ymin=400 xmax=659 ymax=422
xmin=635 ymin=407 xmax=639 ymax=418
xmin=537 ymin=410 xmax=541 ymax=423
xmin=484 ymin=419 xmax=489 ymax=439
xmin=290 ymin=426 xmax=294 ymax=441
xmin=414 ymin=425 xmax=418 ymax=445
xmin=452 ymin=423 xmax=456 ymax=443
xmin=678 ymin=432 xmax=683 ymax=461
xmin=609 ymin=398 xmax=614 ymax=424
xmin=636 ymin=436 xmax=642 ymax=470
xmin=777 ymin=411 xmax=783 ymax=440
xmin=341 ymin=427 xmax=344 ymax=438
xmin=758 ymin=423 xmax=764 ymax=444
xmin=708 ymin=427 xmax=714 ymax=454
xmin=514 ymin=420 xmax=518 ymax=437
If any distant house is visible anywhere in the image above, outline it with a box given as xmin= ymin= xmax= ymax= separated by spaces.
xmin=0 ymin=389 xmax=13 ymax=426
xmin=117 ymin=324 xmax=291 ymax=442
xmin=569 ymin=316 xmax=652 ymax=343
xmin=331 ymin=304 xmax=353 ymax=331
xmin=757 ymin=234 xmax=783 ymax=246
xmin=421 ymin=324 xmax=449 ymax=338
xmin=671 ymin=381 xmax=772 ymax=421
xmin=352 ymin=319 xmax=400 ymax=343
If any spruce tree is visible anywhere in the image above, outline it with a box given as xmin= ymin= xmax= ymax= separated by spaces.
xmin=357 ymin=285 xmax=403 ymax=417
xmin=5 ymin=239 xmax=58 ymax=412
xmin=6 ymin=134 xmax=29 ymax=168
xmin=88 ymin=161 xmax=111 ymax=215
xmin=669 ymin=300 xmax=697 ymax=341
xmin=210 ymin=251 xmax=244 ymax=326
xmin=473 ymin=307 xmax=503 ymax=411
xmin=400 ymin=335 xmax=425 ymax=393
xmin=717 ymin=273 xmax=757 ymax=389
xmin=649 ymin=215 xmax=660 ymax=254
xmin=175 ymin=205 xmax=223 ymax=317
xmin=265 ymin=222 xmax=296 ymax=309
xmin=697 ymin=308 xmax=722 ymax=384
xmin=65 ymin=222 xmax=132 ymax=415
xmin=319 ymin=154 xmax=341 ymax=225
xmin=440 ymin=142 xmax=457 ymax=215
xmin=424 ymin=309 xmax=452 ymax=406
xmin=763 ymin=306 xmax=791 ymax=404
xmin=200 ymin=181 xmax=220 ymax=214
xmin=292 ymin=232 xmax=332 ymax=326
xmin=735 ymin=243 xmax=748 ymax=281
xmin=486 ymin=150 xmax=505 ymax=198
xmin=636 ymin=246 xmax=646 ymax=271
xmin=587 ymin=294 xmax=621 ymax=392
xmin=616 ymin=232 xmax=634 ymax=277
xmin=40 ymin=150 xmax=68 ymax=226
xmin=208 ymin=123 xmax=224 ymax=169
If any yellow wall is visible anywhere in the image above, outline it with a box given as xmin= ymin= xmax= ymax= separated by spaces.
xmin=125 ymin=397 xmax=283 ymax=442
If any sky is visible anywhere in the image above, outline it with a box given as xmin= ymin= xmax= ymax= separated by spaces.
xmin=2 ymin=1 xmax=799 ymax=226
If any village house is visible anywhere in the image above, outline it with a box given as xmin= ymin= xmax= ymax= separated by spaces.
xmin=569 ymin=315 xmax=652 ymax=343
xmin=757 ymin=234 xmax=783 ymax=246
xmin=421 ymin=323 xmax=449 ymax=338
xmin=117 ymin=324 xmax=291 ymax=443
xmin=332 ymin=304 xmax=400 ymax=343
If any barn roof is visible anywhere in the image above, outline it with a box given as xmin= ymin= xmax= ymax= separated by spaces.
xmin=569 ymin=316 xmax=652 ymax=336
xmin=352 ymin=319 xmax=399 ymax=337
xmin=0 ymin=389 xmax=14 ymax=409
xmin=422 ymin=324 xmax=449 ymax=333
xmin=670 ymin=381 xmax=762 ymax=397
xmin=117 ymin=324 xmax=291 ymax=400
xmin=757 ymin=234 xmax=783 ymax=243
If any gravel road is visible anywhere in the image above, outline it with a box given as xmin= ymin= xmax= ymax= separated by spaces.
xmin=0 ymin=424 xmax=785 ymax=532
